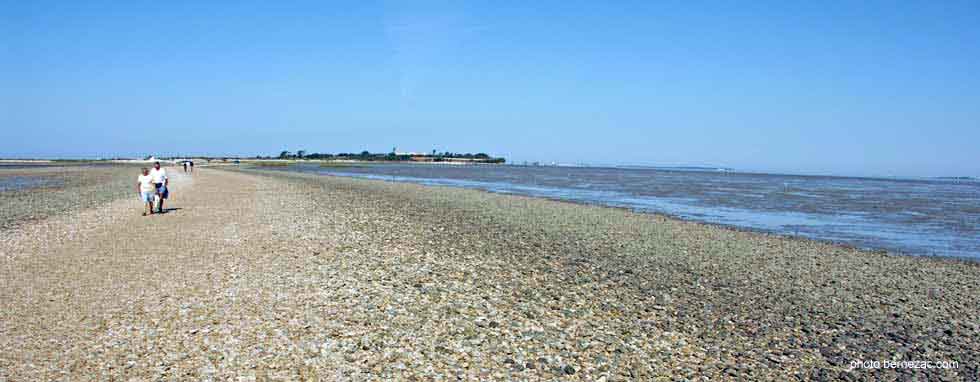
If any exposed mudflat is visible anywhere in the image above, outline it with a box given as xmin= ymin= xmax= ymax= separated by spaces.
xmin=275 ymin=162 xmax=980 ymax=258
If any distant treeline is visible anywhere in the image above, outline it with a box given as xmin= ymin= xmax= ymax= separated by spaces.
xmin=262 ymin=150 xmax=505 ymax=163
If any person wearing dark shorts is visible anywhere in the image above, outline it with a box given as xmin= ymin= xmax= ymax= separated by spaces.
xmin=149 ymin=162 xmax=169 ymax=213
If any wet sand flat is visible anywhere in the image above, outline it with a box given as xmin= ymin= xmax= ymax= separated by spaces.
xmin=1 ymin=166 xmax=978 ymax=381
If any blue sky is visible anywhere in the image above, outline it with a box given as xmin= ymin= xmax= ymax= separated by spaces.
xmin=2 ymin=0 xmax=978 ymax=176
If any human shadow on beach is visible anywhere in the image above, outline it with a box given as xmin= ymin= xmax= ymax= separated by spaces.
xmin=156 ymin=207 xmax=183 ymax=214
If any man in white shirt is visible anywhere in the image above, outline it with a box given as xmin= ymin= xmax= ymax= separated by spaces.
xmin=136 ymin=168 xmax=156 ymax=216
xmin=149 ymin=162 xmax=169 ymax=213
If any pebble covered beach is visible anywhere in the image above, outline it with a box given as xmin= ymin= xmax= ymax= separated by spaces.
xmin=0 ymin=164 xmax=138 ymax=230
xmin=1 ymin=165 xmax=977 ymax=380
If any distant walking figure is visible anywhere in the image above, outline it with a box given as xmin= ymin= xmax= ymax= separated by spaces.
xmin=189 ymin=161 xmax=194 ymax=173
xmin=136 ymin=168 xmax=155 ymax=216
xmin=149 ymin=162 xmax=169 ymax=213
xmin=183 ymin=161 xmax=188 ymax=172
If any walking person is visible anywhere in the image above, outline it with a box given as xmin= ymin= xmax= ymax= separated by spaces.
xmin=149 ymin=162 xmax=169 ymax=213
xmin=136 ymin=168 xmax=155 ymax=216
xmin=183 ymin=161 xmax=188 ymax=172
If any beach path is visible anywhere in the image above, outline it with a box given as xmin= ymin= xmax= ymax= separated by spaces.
xmin=0 ymin=168 xmax=313 ymax=379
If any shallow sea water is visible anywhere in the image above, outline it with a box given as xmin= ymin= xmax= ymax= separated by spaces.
xmin=275 ymin=164 xmax=979 ymax=259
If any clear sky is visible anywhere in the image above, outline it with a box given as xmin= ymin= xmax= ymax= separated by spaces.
xmin=2 ymin=1 xmax=978 ymax=176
